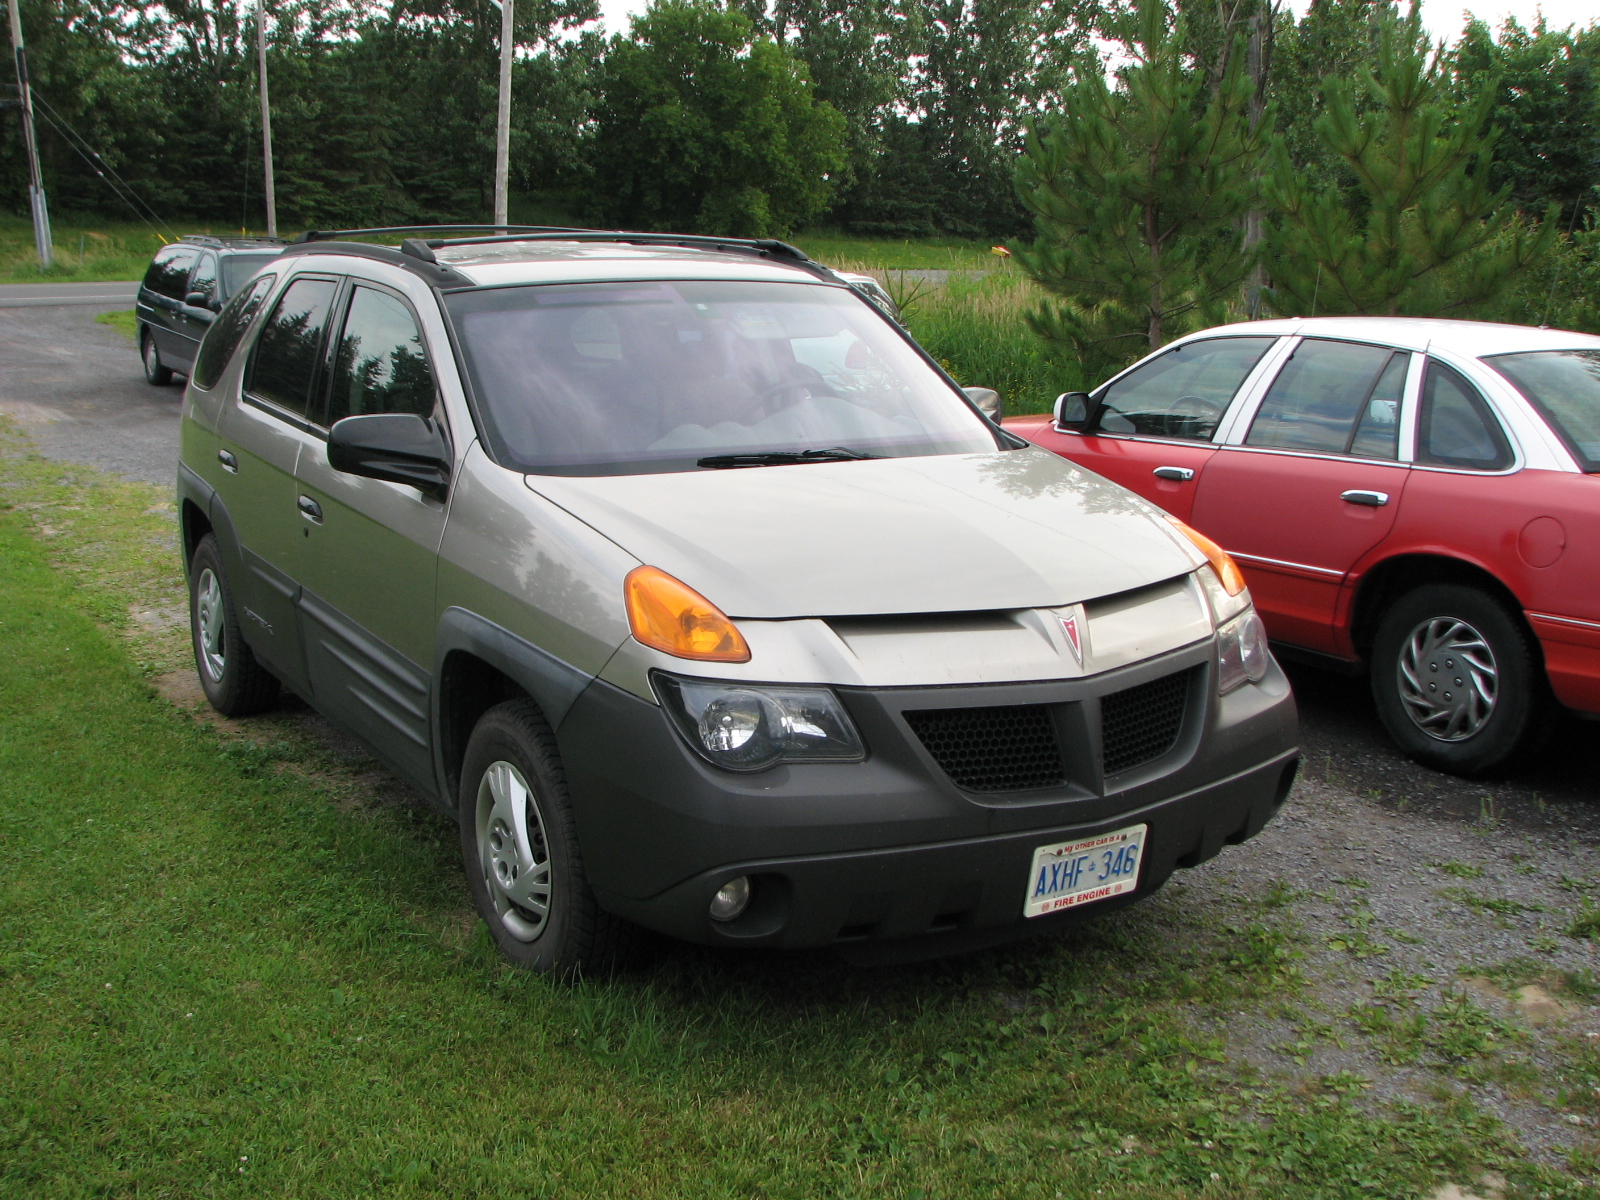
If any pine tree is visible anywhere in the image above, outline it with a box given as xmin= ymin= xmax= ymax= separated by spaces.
xmin=1263 ymin=13 xmax=1556 ymax=317
xmin=1014 ymin=0 xmax=1268 ymax=382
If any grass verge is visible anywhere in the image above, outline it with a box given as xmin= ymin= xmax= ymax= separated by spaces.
xmin=95 ymin=309 xmax=139 ymax=340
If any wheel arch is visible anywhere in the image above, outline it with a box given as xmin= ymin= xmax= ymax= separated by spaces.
xmin=432 ymin=608 xmax=600 ymax=810
xmin=1349 ymin=554 xmax=1538 ymax=662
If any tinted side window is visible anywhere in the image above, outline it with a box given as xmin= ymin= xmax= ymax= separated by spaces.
xmin=248 ymin=277 xmax=340 ymax=419
xmin=326 ymin=286 xmax=437 ymax=425
xmin=143 ymin=247 xmax=198 ymax=300
xmin=192 ymin=274 xmax=277 ymax=391
xmin=1246 ymin=339 xmax=1401 ymax=458
xmin=1417 ymin=362 xmax=1513 ymax=471
xmin=187 ymin=253 xmax=218 ymax=302
xmin=1097 ymin=338 xmax=1275 ymax=441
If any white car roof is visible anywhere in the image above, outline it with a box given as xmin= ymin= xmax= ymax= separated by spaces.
xmin=1182 ymin=316 xmax=1600 ymax=358
xmin=432 ymin=240 xmax=838 ymax=289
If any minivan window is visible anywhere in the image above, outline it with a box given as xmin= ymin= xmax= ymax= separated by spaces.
xmin=1417 ymin=362 xmax=1513 ymax=471
xmin=326 ymin=286 xmax=436 ymax=425
xmin=1097 ymin=337 xmax=1275 ymax=441
xmin=187 ymin=253 xmax=218 ymax=303
xmin=222 ymin=253 xmax=282 ymax=297
xmin=143 ymin=246 xmax=198 ymax=301
xmin=192 ymin=273 xmax=277 ymax=390
xmin=248 ymin=277 xmax=339 ymax=420
xmin=446 ymin=279 xmax=997 ymax=476
xmin=1485 ymin=349 xmax=1600 ymax=473
xmin=1246 ymin=339 xmax=1404 ymax=459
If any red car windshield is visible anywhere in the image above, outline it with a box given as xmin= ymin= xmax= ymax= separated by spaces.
xmin=445 ymin=279 xmax=998 ymax=476
xmin=1486 ymin=349 xmax=1600 ymax=473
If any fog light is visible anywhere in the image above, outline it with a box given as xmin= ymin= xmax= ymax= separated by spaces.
xmin=709 ymin=876 xmax=752 ymax=922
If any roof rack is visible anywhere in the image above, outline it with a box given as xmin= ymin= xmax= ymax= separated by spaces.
xmin=288 ymin=224 xmax=837 ymax=282
xmin=178 ymin=234 xmax=288 ymax=248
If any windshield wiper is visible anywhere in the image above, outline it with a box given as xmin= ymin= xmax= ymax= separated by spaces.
xmin=696 ymin=447 xmax=882 ymax=469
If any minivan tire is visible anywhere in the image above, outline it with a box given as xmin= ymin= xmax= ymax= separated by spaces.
xmin=188 ymin=533 xmax=280 ymax=716
xmin=1370 ymin=583 xmax=1544 ymax=777
xmin=459 ymin=700 xmax=635 ymax=976
xmin=141 ymin=329 xmax=174 ymax=386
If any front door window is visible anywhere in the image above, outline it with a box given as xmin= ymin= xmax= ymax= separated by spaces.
xmin=1097 ymin=337 xmax=1277 ymax=441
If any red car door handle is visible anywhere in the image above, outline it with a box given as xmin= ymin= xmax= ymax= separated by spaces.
xmin=1153 ymin=466 xmax=1195 ymax=481
xmin=1341 ymin=489 xmax=1389 ymax=507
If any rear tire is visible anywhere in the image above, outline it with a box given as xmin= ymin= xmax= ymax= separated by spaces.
xmin=141 ymin=329 xmax=173 ymax=386
xmin=459 ymin=700 xmax=635 ymax=976
xmin=188 ymin=534 xmax=280 ymax=716
xmin=1369 ymin=583 xmax=1544 ymax=777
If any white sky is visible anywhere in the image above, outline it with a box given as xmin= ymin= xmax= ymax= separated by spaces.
xmin=593 ymin=0 xmax=1596 ymax=42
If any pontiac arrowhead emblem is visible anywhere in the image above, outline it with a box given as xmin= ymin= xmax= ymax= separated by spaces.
xmin=1059 ymin=610 xmax=1083 ymax=665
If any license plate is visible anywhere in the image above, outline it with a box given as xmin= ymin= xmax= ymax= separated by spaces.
xmin=1023 ymin=824 xmax=1146 ymax=918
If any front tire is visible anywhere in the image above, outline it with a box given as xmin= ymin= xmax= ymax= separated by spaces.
xmin=1370 ymin=583 xmax=1544 ymax=776
xmin=459 ymin=700 xmax=634 ymax=976
xmin=188 ymin=534 xmax=279 ymax=716
xmin=141 ymin=329 xmax=173 ymax=386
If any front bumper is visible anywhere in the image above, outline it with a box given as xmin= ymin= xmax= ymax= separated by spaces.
xmin=556 ymin=639 xmax=1298 ymax=954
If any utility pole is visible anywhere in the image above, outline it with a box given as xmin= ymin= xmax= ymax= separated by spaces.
xmin=256 ymin=0 xmax=277 ymax=238
xmin=7 ymin=0 xmax=54 ymax=269
xmin=493 ymin=0 xmax=513 ymax=228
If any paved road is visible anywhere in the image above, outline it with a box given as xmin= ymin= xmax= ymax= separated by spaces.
xmin=0 ymin=281 xmax=141 ymax=308
xmin=0 ymin=294 xmax=180 ymax=485
xmin=0 ymin=297 xmax=1595 ymax=820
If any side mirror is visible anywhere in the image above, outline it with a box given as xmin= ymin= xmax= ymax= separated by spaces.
xmin=964 ymin=386 xmax=1003 ymax=422
xmin=1053 ymin=391 xmax=1092 ymax=430
xmin=328 ymin=413 xmax=451 ymax=500
xmin=184 ymin=290 xmax=211 ymax=308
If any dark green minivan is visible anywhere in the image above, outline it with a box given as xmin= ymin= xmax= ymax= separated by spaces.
xmin=136 ymin=235 xmax=283 ymax=386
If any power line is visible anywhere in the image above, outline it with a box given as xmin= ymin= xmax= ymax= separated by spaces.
xmin=28 ymin=87 xmax=176 ymax=240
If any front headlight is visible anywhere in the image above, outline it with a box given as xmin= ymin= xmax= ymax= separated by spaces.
xmin=1216 ymin=609 xmax=1271 ymax=694
xmin=653 ymin=673 xmax=866 ymax=772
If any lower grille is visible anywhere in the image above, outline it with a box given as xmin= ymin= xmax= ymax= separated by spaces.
xmin=1101 ymin=668 xmax=1193 ymax=774
xmin=904 ymin=704 xmax=1064 ymax=793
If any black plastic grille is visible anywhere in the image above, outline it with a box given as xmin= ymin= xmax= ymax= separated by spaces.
xmin=1101 ymin=668 xmax=1193 ymax=775
xmin=904 ymin=704 xmax=1064 ymax=793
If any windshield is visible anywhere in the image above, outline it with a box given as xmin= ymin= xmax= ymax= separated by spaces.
xmin=1485 ymin=349 xmax=1600 ymax=472
xmin=221 ymin=253 xmax=281 ymax=297
xmin=445 ymin=279 xmax=998 ymax=476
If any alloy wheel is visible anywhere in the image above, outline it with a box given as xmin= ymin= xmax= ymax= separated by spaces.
xmin=475 ymin=760 xmax=553 ymax=942
xmin=1396 ymin=616 xmax=1498 ymax=742
xmin=195 ymin=567 xmax=227 ymax=682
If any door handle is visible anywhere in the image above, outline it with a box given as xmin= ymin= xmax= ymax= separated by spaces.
xmin=1153 ymin=466 xmax=1195 ymax=481
xmin=297 ymin=495 xmax=323 ymax=523
xmin=1341 ymin=489 xmax=1389 ymax=507
xmin=217 ymin=449 xmax=238 ymax=473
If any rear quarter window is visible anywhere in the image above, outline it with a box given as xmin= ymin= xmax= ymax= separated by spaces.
xmin=143 ymin=247 xmax=198 ymax=301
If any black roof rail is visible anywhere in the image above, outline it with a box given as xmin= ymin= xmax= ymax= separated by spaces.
xmin=178 ymin=234 xmax=288 ymax=248
xmin=283 ymin=224 xmax=844 ymax=286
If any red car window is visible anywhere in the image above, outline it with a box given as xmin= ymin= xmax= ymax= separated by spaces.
xmin=1246 ymin=339 xmax=1403 ymax=458
xmin=1417 ymin=362 xmax=1513 ymax=471
xmin=1096 ymin=337 xmax=1275 ymax=441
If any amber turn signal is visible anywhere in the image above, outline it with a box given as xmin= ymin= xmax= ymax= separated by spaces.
xmin=625 ymin=566 xmax=751 ymax=663
xmin=1165 ymin=516 xmax=1247 ymax=597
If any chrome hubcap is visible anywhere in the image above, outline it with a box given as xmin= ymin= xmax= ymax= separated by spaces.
xmin=1396 ymin=616 xmax=1498 ymax=742
xmin=195 ymin=568 xmax=226 ymax=682
xmin=476 ymin=761 xmax=552 ymax=942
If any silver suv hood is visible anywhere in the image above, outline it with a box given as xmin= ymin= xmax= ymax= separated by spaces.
xmin=525 ymin=448 xmax=1199 ymax=619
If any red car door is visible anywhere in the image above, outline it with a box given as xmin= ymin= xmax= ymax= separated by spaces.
xmin=1189 ymin=338 xmax=1412 ymax=655
xmin=1019 ymin=336 xmax=1281 ymax=520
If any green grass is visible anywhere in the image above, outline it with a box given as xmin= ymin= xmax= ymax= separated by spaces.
xmin=0 ymin=216 xmax=277 ymax=285
xmin=4 ymin=427 xmax=1593 ymax=1197
xmin=796 ymin=232 xmax=1016 ymax=271
xmin=95 ymin=309 xmax=139 ymax=340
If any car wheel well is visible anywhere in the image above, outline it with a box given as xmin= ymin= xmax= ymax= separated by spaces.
xmin=180 ymin=500 xmax=212 ymax=574
xmin=439 ymin=651 xmax=534 ymax=807
xmin=1350 ymin=555 xmax=1532 ymax=659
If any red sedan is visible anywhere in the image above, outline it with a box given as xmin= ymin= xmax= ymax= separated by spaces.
xmin=1005 ymin=317 xmax=1600 ymax=776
